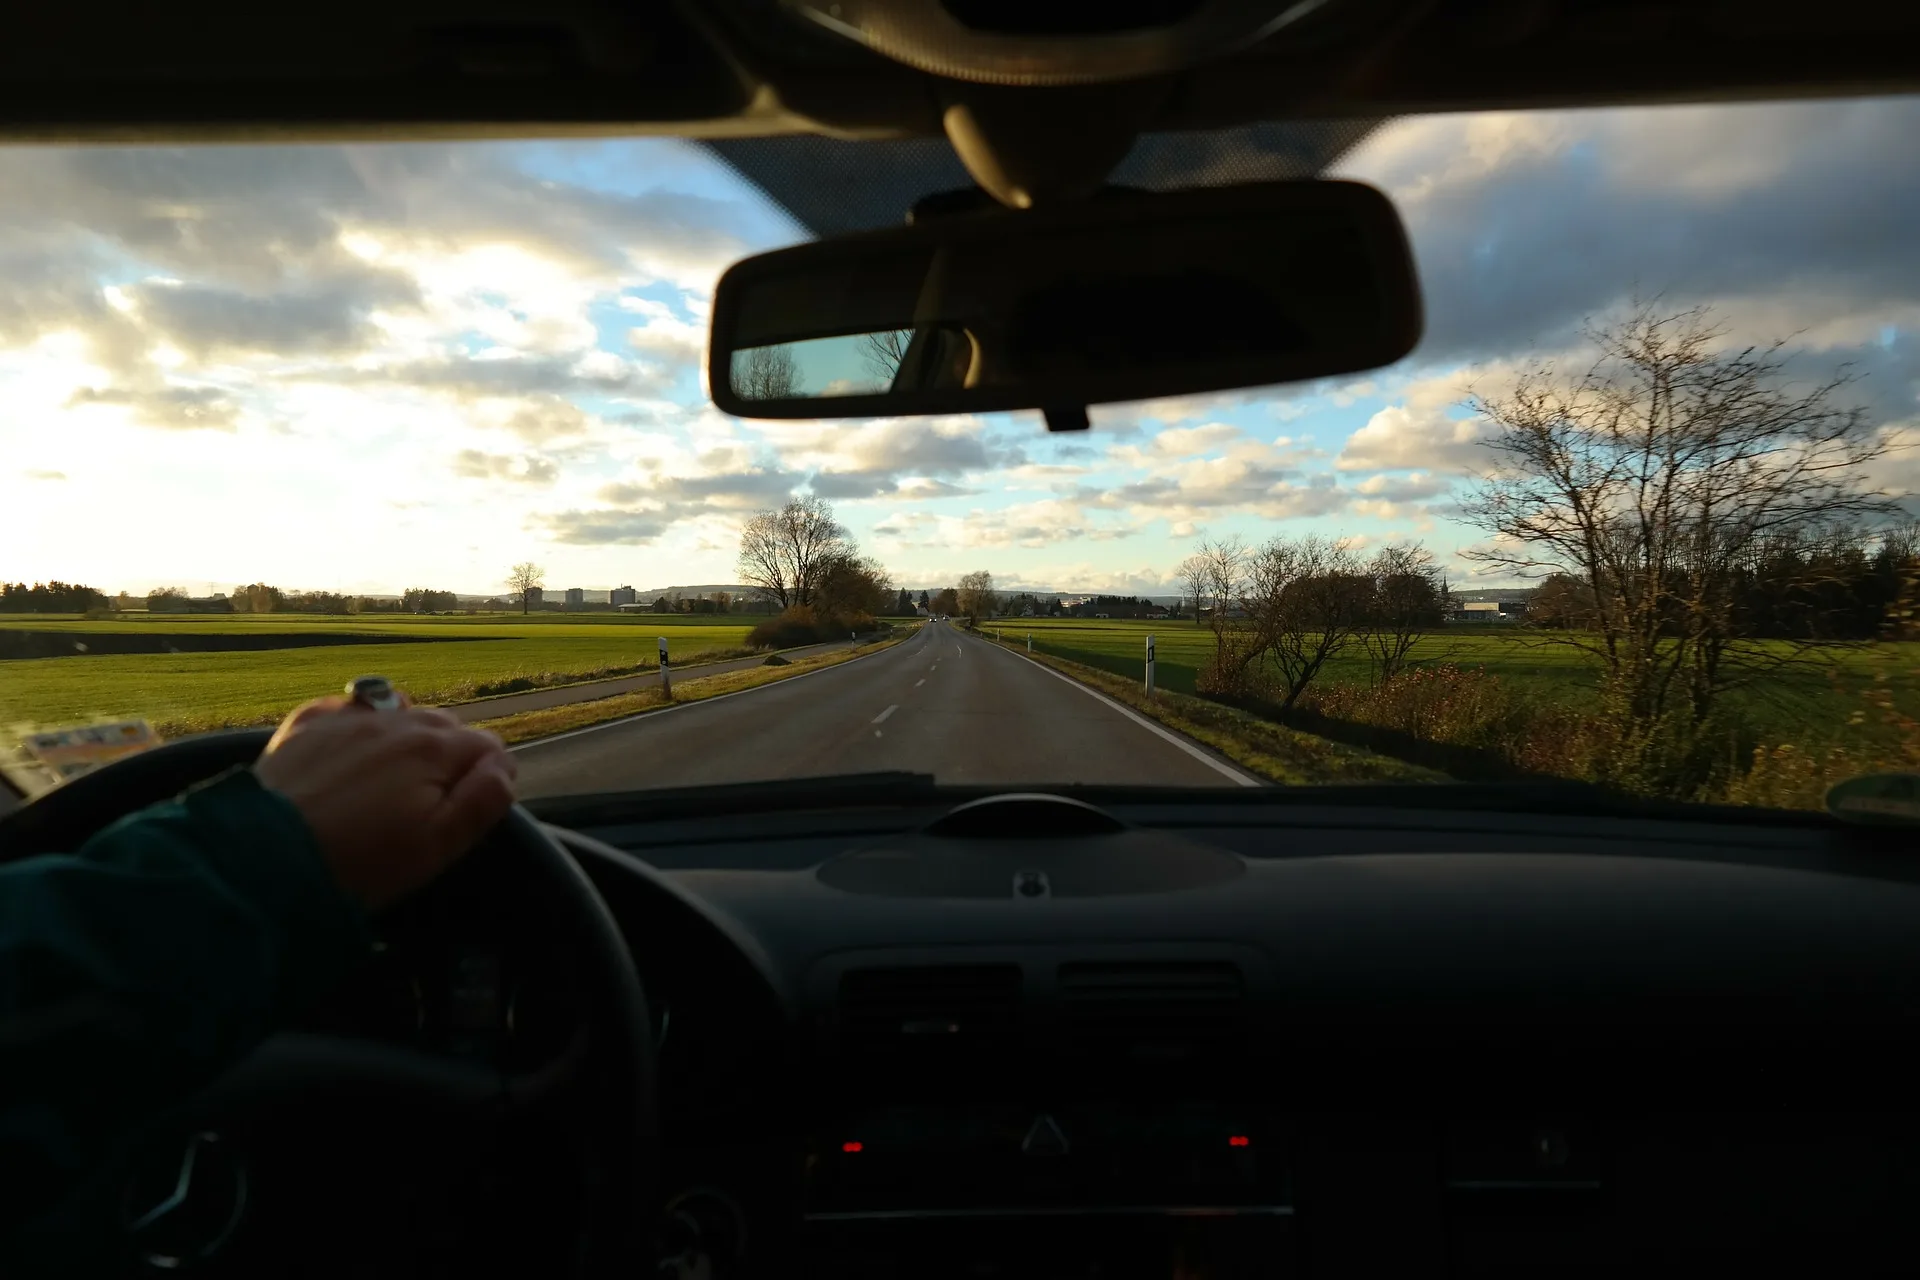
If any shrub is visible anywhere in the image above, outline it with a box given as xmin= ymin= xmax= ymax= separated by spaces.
xmin=747 ymin=605 xmax=822 ymax=650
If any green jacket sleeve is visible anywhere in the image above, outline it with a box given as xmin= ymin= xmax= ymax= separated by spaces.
xmin=0 ymin=768 xmax=372 ymax=1228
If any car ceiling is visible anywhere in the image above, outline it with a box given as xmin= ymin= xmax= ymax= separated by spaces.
xmin=7 ymin=0 xmax=1920 ymax=143
xmin=4 ymin=0 xmax=1920 ymax=231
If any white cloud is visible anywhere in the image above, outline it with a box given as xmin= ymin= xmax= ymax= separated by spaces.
xmin=450 ymin=449 xmax=559 ymax=486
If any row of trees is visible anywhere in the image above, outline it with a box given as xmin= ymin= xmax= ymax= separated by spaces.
xmin=0 ymin=582 xmax=107 ymax=612
xmin=1183 ymin=537 xmax=1447 ymax=709
xmin=1161 ymin=302 xmax=1912 ymax=796
xmin=1526 ymin=524 xmax=1920 ymax=641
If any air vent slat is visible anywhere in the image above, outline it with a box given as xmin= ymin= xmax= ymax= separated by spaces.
xmin=1060 ymin=962 xmax=1245 ymax=1059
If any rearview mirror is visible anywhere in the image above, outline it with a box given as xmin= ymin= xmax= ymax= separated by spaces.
xmin=707 ymin=180 xmax=1421 ymax=423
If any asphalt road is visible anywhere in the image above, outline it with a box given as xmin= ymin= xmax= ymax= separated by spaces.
xmin=511 ymin=621 xmax=1259 ymax=797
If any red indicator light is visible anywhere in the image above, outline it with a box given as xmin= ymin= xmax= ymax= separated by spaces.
xmin=1228 ymin=1135 xmax=1251 ymax=1148
xmin=842 ymin=1141 xmax=864 ymax=1153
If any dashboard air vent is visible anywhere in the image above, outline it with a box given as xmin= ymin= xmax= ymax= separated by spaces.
xmin=1059 ymin=961 xmax=1244 ymax=1061
xmin=836 ymin=965 xmax=1023 ymax=1053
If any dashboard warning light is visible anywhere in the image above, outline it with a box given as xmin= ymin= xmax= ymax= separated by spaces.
xmin=1228 ymin=1135 xmax=1251 ymax=1148
xmin=842 ymin=1141 xmax=864 ymax=1153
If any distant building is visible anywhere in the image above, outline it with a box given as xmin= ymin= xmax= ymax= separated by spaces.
xmin=610 ymin=585 xmax=637 ymax=607
xmin=564 ymin=587 xmax=585 ymax=608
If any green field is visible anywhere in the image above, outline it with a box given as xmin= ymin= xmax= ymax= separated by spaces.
xmin=0 ymin=612 xmax=756 ymax=634
xmin=1 ymin=614 xmax=760 ymax=737
xmin=981 ymin=618 xmax=1920 ymax=752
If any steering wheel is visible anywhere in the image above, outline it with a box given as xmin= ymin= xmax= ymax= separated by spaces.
xmin=0 ymin=725 xmax=657 ymax=1276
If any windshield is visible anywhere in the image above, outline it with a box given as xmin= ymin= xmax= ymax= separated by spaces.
xmin=3 ymin=101 xmax=1916 ymax=812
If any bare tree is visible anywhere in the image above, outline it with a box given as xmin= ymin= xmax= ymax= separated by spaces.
xmin=860 ymin=329 xmax=914 ymax=389
xmin=1191 ymin=537 xmax=1264 ymax=695
xmin=737 ymin=496 xmax=847 ymax=608
xmin=1361 ymin=543 xmax=1446 ymax=683
xmin=1177 ymin=553 xmax=1211 ymax=628
xmin=1245 ymin=535 xmax=1369 ymax=709
xmin=505 ymin=561 xmax=545 ymax=615
xmin=957 ymin=570 xmax=996 ymax=621
xmin=1461 ymin=302 xmax=1896 ymax=775
xmin=734 ymin=344 xmax=802 ymax=401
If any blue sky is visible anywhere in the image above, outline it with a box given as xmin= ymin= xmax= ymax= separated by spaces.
xmin=3 ymin=99 xmax=1918 ymax=598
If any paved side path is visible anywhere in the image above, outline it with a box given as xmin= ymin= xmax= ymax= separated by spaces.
xmin=443 ymin=636 xmax=870 ymax=724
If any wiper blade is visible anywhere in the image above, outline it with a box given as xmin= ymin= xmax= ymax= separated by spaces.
xmin=523 ymin=771 xmax=939 ymax=826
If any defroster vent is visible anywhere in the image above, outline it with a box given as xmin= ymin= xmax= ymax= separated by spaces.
xmin=1060 ymin=961 xmax=1245 ymax=1063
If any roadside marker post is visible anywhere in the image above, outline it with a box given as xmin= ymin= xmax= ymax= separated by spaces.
xmin=658 ymin=636 xmax=671 ymax=699
xmin=1028 ymin=634 xmax=1033 ymax=653
xmin=1145 ymin=634 xmax=1156 ymax=698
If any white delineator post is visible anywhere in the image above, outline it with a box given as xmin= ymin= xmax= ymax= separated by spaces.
xmin=658 ymin=636 xmax=671 ymax=699
xmin=1145 ymin=634 xmax=1156 ymax=697
xmin=1028 ymin=634 xmax=1033 ymax=653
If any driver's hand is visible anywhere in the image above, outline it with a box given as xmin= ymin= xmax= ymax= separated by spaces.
xmin=255 ymin=695 xmax=518 ymax=910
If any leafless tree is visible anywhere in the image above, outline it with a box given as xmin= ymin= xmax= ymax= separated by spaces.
xmin=1360 ymin=543 xmax=1446 ymax=683
xmin=1245 ymin=535 xmax=1369 ymax=709
xmin=734 ymin=344 xmax=802 ymax=401
xmin=737 ymin=496 xmax=847 ymax=608
xmin=1177 ymin=553 xmax=1211 ymax=627
xmin=1461 ymin=302 xmax=1897 ymax=768
xmin=505 ymin=561 xmax=545 ymax=615
xmin=957 ymin=570 xmax=996 ymax=621
xmin=860 ymin=329 xmax=914 ymax=389
xmin=1190 ymin=537 xmax=1260 ymax=694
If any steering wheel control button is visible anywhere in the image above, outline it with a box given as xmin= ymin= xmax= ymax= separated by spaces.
xmin=347 ymin=675 xmax=403 ymax=712
xmin=122 ymin=1130 xmax=248 ymax=1270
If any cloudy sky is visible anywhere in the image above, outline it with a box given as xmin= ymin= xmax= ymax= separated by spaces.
xmin=4 ymin=96 xmax=1918 ymax=598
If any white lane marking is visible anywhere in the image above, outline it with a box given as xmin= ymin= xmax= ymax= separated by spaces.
xmin=914 ymin=679 xmax=925 ymax=687
xmin=874 ymin=730 xmax=883 ymax=738
xmin=954 ymin=646 xmax=962 ymax=657
xmin=984 ymin=639 xmax=1261 ymax=787
xmin=872 ymin=704 xmax=898 ymax=724
xmin=511 ymin=642 xmax=899 ymax=752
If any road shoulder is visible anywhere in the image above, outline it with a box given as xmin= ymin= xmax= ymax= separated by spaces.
xmin=971 ymin=630 xmax=1446 ymax=787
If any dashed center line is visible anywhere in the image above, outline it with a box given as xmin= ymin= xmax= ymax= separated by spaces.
xmin=914 ymin=678 xmax=925 ymax=687
xmin=872 ymin=704 xmax=898 ymax=724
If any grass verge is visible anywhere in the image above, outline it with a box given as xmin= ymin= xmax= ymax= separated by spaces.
xmin=474 ymin=636 xmax=906 ymax=745
xmin=981 ymin=633 xmax=1446 ymax=786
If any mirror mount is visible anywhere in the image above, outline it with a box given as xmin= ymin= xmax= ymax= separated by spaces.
xmin=909 ymin=183 xmax=1148 ymax=225
xmin=937 ymin=81 xmax=1171 ymax=209
xmin=1043 ymin=406 xmax=1090 ymax=433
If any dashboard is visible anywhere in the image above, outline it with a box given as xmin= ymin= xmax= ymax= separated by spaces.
xmin=318 ymin=787 xmax=1920 ymax=1277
